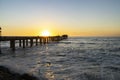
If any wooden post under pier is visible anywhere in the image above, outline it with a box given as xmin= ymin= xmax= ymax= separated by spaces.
xmin=10 ymin=40 xmax=15 ymax=51
xmin=19 ymin=40 xmax=22 ymax=47
xmin=39 ymin=38 xmax=42 ymax=45
xmin=26 ymin=39 xmax=28 ymax=46
xmin=30 ymin=39 xmax=33 ymax=47
xmin=23 ymin=39 xmax=25 ymax=48
xmin=36 ymin=38 xmax=38 ymax=46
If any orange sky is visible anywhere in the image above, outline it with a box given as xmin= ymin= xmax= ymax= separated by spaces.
xmin=0 ymin=0 xmax=120 ymax=37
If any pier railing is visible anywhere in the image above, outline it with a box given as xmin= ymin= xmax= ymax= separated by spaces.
xmin=0 ymin=35 xmax=68 ymax=52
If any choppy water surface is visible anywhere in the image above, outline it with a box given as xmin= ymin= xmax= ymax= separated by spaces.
xmin=0 ymin=37 xmax=120 ymax=80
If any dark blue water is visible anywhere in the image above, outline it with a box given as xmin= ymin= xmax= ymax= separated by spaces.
xmin=0 ymin=37 xmax=120 ymax=80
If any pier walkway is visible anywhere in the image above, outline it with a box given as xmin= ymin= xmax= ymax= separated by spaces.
xmin=0 ymin=35 xmax=68 ymax=52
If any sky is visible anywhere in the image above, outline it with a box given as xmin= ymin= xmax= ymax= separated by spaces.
xmin=0 ymin=0 xmax=120 ymax=36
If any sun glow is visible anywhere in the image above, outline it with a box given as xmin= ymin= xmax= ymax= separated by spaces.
xmin=41 ymin=30 xmax=50 ymax=36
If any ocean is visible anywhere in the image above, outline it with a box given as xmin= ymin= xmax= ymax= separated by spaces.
xmin=0 ymin=37 xmax=120 ymax=80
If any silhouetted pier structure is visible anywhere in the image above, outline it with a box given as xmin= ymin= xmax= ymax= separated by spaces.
xmin=0 ymin=35 xmax=68 ymax=52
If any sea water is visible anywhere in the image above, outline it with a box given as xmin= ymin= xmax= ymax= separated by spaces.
xmin=0 ymin=37 xmax=120 ymax=80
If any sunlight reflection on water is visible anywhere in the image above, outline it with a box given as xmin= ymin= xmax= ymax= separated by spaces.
xmin=0 ymin=37 xmax=120 ymax=80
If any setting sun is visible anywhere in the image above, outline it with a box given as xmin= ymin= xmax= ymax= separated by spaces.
xmin=41 ymin=30 xmax=50 ymax=36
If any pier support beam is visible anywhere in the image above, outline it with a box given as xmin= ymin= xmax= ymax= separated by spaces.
xmin=39 ymin=38 xmax=42 ymax=45
xmin=46 ymin=37 xmax=48 ymax=43
xmin=30 ymin=39 xmax=33 ymax=47
xmin=43 ymin=37 xmax=46 ymax=44
xmin=23 ymin=39 xmax=25 ymax=48
xmin=26 ymin=39 xmax=28 ymax=46
xmin=19 ymin=40 xmax=22 ymax=47
xmin=36 ymin=38 xmax=38 ymax=46
xmin=10 ymin=40 xmax=15 ymax=51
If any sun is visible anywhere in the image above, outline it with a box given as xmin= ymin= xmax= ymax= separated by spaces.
xmin=41 ymin=30 xmax=50 ymax=36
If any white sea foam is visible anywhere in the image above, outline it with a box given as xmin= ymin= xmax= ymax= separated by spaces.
xmin=0 ymin=37 xmax=120 ymax=80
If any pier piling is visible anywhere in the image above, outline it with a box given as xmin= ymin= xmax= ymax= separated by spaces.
xmin=23 ymin=39 xmax=25 ymax=48
xmin=30 ymin=39 xmax=33 ymax=47
xmin=36 ymin=38 xmax=38 ymax=46
xmin=19 ymin=40 xmax=22 ymax=47
xmin=10 ymin=40 xmax=15 ymax=51
xmin=26 ymin=39 xmax=28 ymax=46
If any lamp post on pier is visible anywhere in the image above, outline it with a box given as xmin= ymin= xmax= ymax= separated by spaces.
xmin=0 ymin=27 xmax=1 ymax=54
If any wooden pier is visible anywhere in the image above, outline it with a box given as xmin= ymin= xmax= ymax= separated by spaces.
xmin=0 ymin=35 xmax=68 ymax=52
